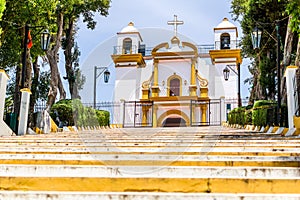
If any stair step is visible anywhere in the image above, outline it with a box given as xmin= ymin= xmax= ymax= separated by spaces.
xmin=1 ymin=165 xmax=300 ymax=178
xmin=1 ymin=192 xmax=300 ymax=200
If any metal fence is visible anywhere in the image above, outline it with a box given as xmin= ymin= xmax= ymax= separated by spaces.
xmin=123 ymin=101 xmax=153 ymax=128
xmin=190 ymin=99 xmax=221 ymax=126
xmin=83 ymin=101 xmax=121 ymax=125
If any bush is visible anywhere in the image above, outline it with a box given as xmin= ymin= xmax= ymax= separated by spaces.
xmin=252 ymin=100 xmax=276 ymax=127
xmin=50 ymin=99 xmax=110 ymax=127
xmin=228 ymin=106 xmax=248 ymax=125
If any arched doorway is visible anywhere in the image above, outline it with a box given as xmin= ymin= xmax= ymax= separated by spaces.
xmin=157 ymin=110 xmax=190 ymax=127
xmin=162 ymin=117 xmax=186 ymax=127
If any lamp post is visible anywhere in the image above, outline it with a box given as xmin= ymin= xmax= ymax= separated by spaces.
xmin=21 ymin=25 xmax=51 ymax=89
xmin=93 ymin=66 xmax=110 ymax=109
xmin=251 ymin=22 xmax=281 ymax=126
xmin=223 ymin=64 xmax=242 ymax=107
xmin=17 ymin=24 xmax=51 ymax=135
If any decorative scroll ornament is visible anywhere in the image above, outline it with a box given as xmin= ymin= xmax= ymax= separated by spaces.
xmin=197 ymin=72 xmax=208 ymax=88
xmin=142 ymin=72 xmax=153 ymax=89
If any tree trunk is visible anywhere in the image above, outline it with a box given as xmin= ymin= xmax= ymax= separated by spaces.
xmin=24 ymin=50 xmax=32 ymax=89
xmin=295 ymin=37 xmax=300 ymax=67
xmin=28 ymin=58 xmax=40 ymax=128
xmin=281 ymin=15 xmax=294 ymax=104
xmin=13 ymin=64 xmax=21 ymax=119
xmin=46 ymin=12 xmax=66 ymax=111
xmin=64 ymin=18 xmax=80 ymax=99
xmin=283 ymin=16 xmax=294 ymax=66
xmin=58 ymin=71 xmax=66 ymax=100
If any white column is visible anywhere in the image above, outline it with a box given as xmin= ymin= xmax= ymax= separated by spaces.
xmin=0 ymin=70 xmax=12 ymax=136
xmin=285 ymin=66 xmax=298 ymax=129
xmin=220 ymin=96 xmax=226 ymax=123
xmin=120 ymin=99 xmax=125 ymax=127
xmin=18 ymin=88 xmax=31 ymax=135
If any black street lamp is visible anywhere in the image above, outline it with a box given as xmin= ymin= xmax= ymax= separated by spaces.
xmin=40 ymin=29 xmax=51 ymax=51
xmin=251 ymin=27 xmax=262 ymax=49
xmin=223 ymin=64 xmax=242 ymax=107
xmin=223 ymin=66 xmax=230 ymax=81
xmin=93 ymin=66 xmax=110 ymax=109
xmin=251 ymin=22 xmax=281 ymax=126
xmin=103 ymin=69 xmax=110 ymax=83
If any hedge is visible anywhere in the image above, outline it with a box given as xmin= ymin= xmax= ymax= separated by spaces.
xmin=228 ymin=100 xmax=288 ymax=127
xmin=228 ymin=106 xmax=252 ymax=126
xmin=50 ymin=99 xmax=110 ymax=127
xmin=252 ymin=100 xmax=276 ymax=127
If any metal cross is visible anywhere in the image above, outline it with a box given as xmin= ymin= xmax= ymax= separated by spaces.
xmin=167 ymin=15 xmax=184 ymax=37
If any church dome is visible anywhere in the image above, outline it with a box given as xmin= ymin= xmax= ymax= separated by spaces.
xmin=216 ymin=18 xmax=236 ymax=29
xmin=120 ymin=22 xmax=139 ymax=33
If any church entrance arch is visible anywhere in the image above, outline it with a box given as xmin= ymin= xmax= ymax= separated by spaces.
xmin=162 ymin=117 xmax=186 ymax=127
xmin=157 ymin=110 xmax=190 ymax=127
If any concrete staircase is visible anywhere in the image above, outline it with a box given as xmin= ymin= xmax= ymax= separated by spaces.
xmin=1 ymin=126 xmax=300 ymax=199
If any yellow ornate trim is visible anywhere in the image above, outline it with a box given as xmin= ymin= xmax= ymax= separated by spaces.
xmin=150 ymin=96 xmax=198 ymax=101
xmin=182 ymin=42 xmax=198 ymax=56
xmin=20 ymin=88 xmax=32 ymax=94
xmin=111 ymin=54 xmax=146 ymax=67
xmin=197 ymin=72 xmax=208 ymax=88
xmin=209 ymin=49 xmax=242 ymax=64
xmin=157 ymin=109 xmax=190 ymax=127
xmin=167 ymin=74 xmax=182 ymax=97
xmin=284 ymin=66 xmax=299 ymax=77
xmin=142 ymin=72 xmax=153 ymax=89
xmin=171 ymin=36 xmax=180 ymax=45
xmin=152 ymin=42 xmax=169 ymax=54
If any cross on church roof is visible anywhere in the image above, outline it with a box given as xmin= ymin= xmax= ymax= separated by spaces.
xmin=167 ymin=15 xmax=184 ymax=37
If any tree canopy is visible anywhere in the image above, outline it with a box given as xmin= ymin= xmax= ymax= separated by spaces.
xmin=231 ymin=0 xmax=300 ymax=102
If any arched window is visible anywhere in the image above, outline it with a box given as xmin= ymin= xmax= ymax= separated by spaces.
xmin=123 ymin=38 xmax=132 ymax=54
xmin=220 ymin=33 xmax=230 ymax=49
xmin=169 ymin=77 xmax=180 ymax=96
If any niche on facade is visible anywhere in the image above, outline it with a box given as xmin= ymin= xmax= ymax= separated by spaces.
xmin=220 ymin=33 xmax=230 ymax=49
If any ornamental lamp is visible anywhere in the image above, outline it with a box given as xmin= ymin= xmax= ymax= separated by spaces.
xmin=41 ymin=29 xmax=51 ymax=51
xmin=251 ymin=26 xmax=262 ymax=49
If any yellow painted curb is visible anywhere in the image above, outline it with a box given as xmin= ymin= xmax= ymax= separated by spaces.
xmin=1 ymin=177 xmax=300 ymax=193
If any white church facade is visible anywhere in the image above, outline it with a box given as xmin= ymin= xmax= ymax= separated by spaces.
xmin=81 ymin=15 xmax=242 ymax=127
xmin=108 ymin=16 xmax=242 ymax=127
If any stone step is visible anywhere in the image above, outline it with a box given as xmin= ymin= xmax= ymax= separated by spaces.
xmin=2 ymin=140 xmax=300 ymax=146
xmin=1 ymin=127 xmax=300 ymax=198
xmin=1 ymin=146 xmax=300 ymax=153
xmin=2 ymin=158 xmax=300 ymax=167
xmin=0 ymin=150 xmax=299 ymax=156
xmin=1 ymin=153 xmax=300 ymax=161
xmin=1 ymin=191 xmax=300 ymax=200
xmin=1 ymin=165 xmax=300 ymax=178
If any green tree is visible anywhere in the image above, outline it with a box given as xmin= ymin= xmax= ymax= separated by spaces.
xmin=231 ymin=0 xmax=292 ymax=102
xmin=61 ymin=0 xmax=110 ymax=99
xmin=0 ymin=0 xmax=59 ymax=116
xmin=0 ymin=0 xmax=5 ymax=36
xmin=0 ymin=0 xmax=5 ymax=18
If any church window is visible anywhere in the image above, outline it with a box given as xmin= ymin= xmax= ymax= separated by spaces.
xmin=220 ymin=33 xmax=230 ymax=49
xmin=169 ymin=78 xmax=180 ymax=96
xmin=123 ymin=38 xmax=132 ymax=54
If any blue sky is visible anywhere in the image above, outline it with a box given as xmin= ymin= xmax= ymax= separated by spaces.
xmin=70 ymin=0 xmax=251 ymax=101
